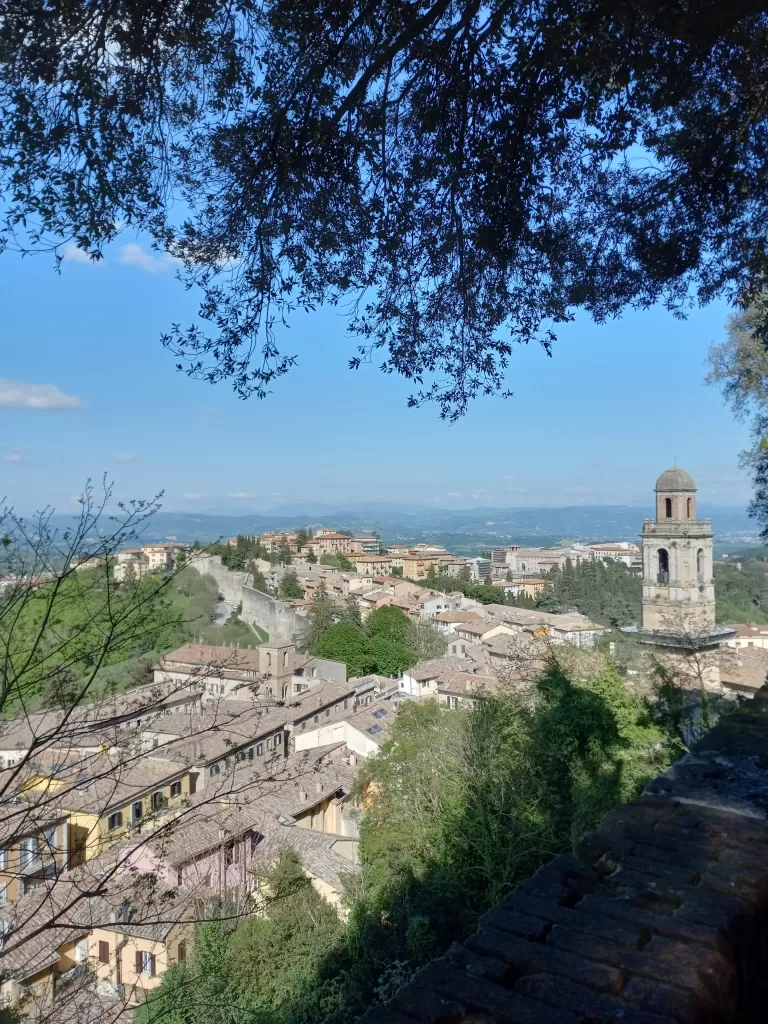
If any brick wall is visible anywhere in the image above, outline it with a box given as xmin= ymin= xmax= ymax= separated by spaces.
xmin=358 ymin=688 xmax=768 ymax=1024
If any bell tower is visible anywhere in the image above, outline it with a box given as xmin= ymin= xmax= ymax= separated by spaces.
xmin=641 ymin=467 xmax=715 ymax=632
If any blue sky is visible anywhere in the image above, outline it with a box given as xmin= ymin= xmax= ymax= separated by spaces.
xmin=0 ymin=236 xmax=753 ymax=515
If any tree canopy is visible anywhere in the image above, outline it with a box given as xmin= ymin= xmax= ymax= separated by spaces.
xmin=2 ymin=2 xmax=767 ymax=417
xmin=310 ymin=602 xmax=445 ymax=677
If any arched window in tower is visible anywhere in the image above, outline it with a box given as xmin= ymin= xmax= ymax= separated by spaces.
xmin=665 ymin=497 xmax=673 ymax=519
xmin=657 ymin=548 xmax=669 ymax=583
xmin=697 ymin=548 xmax=704 ymax=582
xmin=687 ymin=497 xmax=692 ymax=519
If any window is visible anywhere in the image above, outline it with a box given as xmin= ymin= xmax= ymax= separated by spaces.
xmin=99 ymin=940 xmax=110 ymax=964
xmin=19 ymin=836 xmax=38 ymax=867
xmin=132 ymin=801 xmax=143 ymax=824
xmin=301 ymin=721 xmax=306 ymax=731
xmin=44 ymin=826 xmax=57 ymax=849
xmin=170 ymin=781 xmax=182 ymax=798
xmin=177 ymin=870 xmax=183 ymax=887
xmin=210 ymin=763 xmax=220 ymax=777
xmin=697 ymin=548 xmax=704 ymax=580
xmin=108 ymin=811 xmax=123 ymax=831
xmin=0 ymin=885 xmax=7 ymax=907
xmin=274 ymin=733 xmax=282 ymax=747
xmin=265 ymin=685 xmax=273 ymax=698
xmin=236 ymin=750 xmax=246 ymax=762
xmin=658 ymin=548 xmax=670 ymax=582
xmin=687 ymin=497 xmax=692 ymax=519
xmin=177 ymin=941 xmax=187 ymax=963
xmin=247 ymin=747 xmax=254 ymax=760
xmin=75 ymin=939 xmax=88 ymax=962
xmin=344 ymin=699 xmax=348 ymax=710
xmin=151 ymin=791 xmax=164 ymax=811
xmin=224 ymin=843 xmax=234 ymax=866
xmin=313 ymin=714 xmax=319 ymax=724
xmin=0 ymin=848 xmax=7 ymax=870
xmin=266 ymin=736 xmax=272 ymax=749
xmin=665 ymin=497 xmax=673 ymax=518
xmin=256 ymin=743 xmax=263 ymax=756
xmin=139 ymin=951 xmax=155 ymax=976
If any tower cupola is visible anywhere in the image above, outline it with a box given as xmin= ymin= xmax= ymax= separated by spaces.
xmin=655 ymin=466 xmax=697 ymax=523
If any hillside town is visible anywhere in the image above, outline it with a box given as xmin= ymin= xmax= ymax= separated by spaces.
xmin=1 ymin=468 xmax=766 ymax=1024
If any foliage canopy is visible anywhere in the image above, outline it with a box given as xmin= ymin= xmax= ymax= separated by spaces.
xmin=3 ymin=2 xmax=768 ymax=416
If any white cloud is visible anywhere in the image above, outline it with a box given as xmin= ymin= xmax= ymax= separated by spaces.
xmin=117 ymin=243 xmax=181 ymax=274
xmin=227 ymin=492 xmax=257 ymax=500
xmin=181 ymin=492 xmax=206 ymax=500
xmin=115 ymin=454 xmax=138 ymax=463
xmin=0 ymin=378 xmax=82 ymax=410
xmin=62 ymin=243 xmax=100 ymax=265
xmin=5 ymin=453 xmax=21 ymax=463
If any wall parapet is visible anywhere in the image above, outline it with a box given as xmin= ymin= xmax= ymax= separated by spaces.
xmin=189 ymin=552 xmax=308 ymax=642
xmin=358 ymin=689 xmax=768 ymax=1024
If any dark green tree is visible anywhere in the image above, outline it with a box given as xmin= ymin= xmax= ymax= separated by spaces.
xmin=4 ymin=3 xmax=768 ymax=417
xmin=248 ymin=561 xmax=269 ymax=594
xmin=315 ymin=623 xmax=375 ymax=679
xmin=304 ymin=585 xmax=338 ymax=653
xmin=278 ymin=568 xmax=304 ymax=600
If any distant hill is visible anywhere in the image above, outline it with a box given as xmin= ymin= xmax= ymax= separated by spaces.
xmin=44 ymin=503 xmax=758 ymax=555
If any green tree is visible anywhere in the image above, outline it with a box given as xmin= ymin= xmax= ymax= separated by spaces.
xmin=248 ymin=561 xmax=269 ymax=594
xmin=296 ymin=528 xmax=309 ymax=550
xmin=315 ymin=622 xmax=375 ymax=679
xmin=341 ymin=594 xmax=363 ymax=629
xmin=368 ymin=634 xmax=412 ymax=678
xmin=366 ymin=605 xmax=412 ymax=646
xmin=5 ymin=4 xmax=768 ymax=419
xmin=278 ymin=568 xmax=304 ymax=600
xmin=320 ymin=554 xmax=355 ymax=572
xmin=391 ymin=566 xmax=403 ymax=578
xmin=708 ymin=304 xmax=768 ymax=536
xmin=458 ymin=566 xmax=472 ymax=584
xmin=304 ymin=585 xmax=338 ymax=653
xmin=121 ymin=561 xmax=137 ymax=587
xmin=409 ymin=620 xmax=448 ymax=661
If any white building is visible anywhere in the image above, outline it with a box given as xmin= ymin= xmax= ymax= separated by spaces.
xmin=588 ymin=542 xmax=641 ymax=569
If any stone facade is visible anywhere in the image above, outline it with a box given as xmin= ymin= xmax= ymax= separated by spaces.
xmin=191 ymin=552 xmax=309 ymax=642
xmin=641 ymin=467 xmax=715 ymax=632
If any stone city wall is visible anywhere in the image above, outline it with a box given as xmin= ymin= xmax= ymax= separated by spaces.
xmin=190 ymin=552 xmax=308 ymax=642
xmin=359 ymin=689 xmax=768 ymax=1024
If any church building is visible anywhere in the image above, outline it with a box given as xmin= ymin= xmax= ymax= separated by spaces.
xmin=640 ymin=466 xmax=715 ymax=632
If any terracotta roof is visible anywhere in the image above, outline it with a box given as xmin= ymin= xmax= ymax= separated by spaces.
xmin=160 ymin=643 xmax=262 ymax=672
xmin=433 ymin=611 xmax=484 ymax=623
xmin=251 ymin=825 xmax=358 ymax=892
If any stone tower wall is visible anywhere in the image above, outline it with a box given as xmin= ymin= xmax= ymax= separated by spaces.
xmin=189 ymin=552 xmax=309 ymax=642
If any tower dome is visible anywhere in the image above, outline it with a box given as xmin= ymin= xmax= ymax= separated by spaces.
xmin=655 ymin=466 xmax=696 ymax=492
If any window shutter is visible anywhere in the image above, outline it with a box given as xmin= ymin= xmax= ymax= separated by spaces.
xmin=150 ymin=953 xmax=156 ymax=977
xmin=99 ymin=940 xmax=109 ymax=964
xmin=135 ymin=950 xmax=143 ymax=975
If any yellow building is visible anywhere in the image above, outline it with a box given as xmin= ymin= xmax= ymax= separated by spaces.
xmin=0 ymin=858 xmax=194 ymax=1012
xmin=0 ymin=806 xmax=71 ymax=906
xmin=21 ymin=752 xmax=199 ymax=863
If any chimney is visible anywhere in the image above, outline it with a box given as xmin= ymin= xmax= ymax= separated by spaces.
xmin=315 ymin=781 xmax=324 ymax=794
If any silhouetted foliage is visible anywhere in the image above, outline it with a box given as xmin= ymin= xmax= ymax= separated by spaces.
xmin=3 ymin=3 xmax=768 ymax=416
